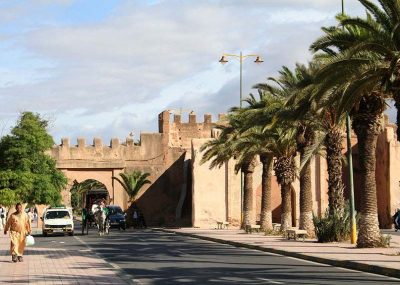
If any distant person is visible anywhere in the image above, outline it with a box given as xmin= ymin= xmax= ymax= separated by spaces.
xmin=0 ymin=205 xmax=6 ymax=230
xmin=4 ymin=203 xmax=31 ymax=262
xmin=28 ymin=208 xmax=35 ymax=223
xmin=132 ymin=209 xmax=139 ymax=229
xmin=393 ymin=209 xmax=400 ymax=231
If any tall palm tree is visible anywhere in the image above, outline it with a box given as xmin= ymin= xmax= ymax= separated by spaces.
xmin=271 ymin=126 xmax=298 ymax=231
xmin=236 ymin=92 xmax=283 ymax=231
xmin=311 ymin=0 xmax=400 ymax=139
xmin=256 ymin=64 xmax=316 ymax=236
xmin=242 ymin=91 xmax=297 ymax=231
xmin=310 ymin=0 xmax=397 ymax=247
xmin=112 ymin=171 xmax=151 ymax=203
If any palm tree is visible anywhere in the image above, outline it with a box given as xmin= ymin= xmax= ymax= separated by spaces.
xmin=310 ymin=0 xmax=397 ymax=247
xmin=112 ymin=171 xmax=151 ymax=203
xmin=235 ymin=92 xmax=283 ymax=231
xmin=271 ymin=126 xmax=298 ymax=231
xmin=311 ymin=0 xmax=400 ymax=139
xmin=255 ymin=64 xmax=316 ymax=236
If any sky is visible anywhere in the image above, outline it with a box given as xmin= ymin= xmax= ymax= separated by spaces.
xmin=0 ymin=0 xmax=390 ymax=145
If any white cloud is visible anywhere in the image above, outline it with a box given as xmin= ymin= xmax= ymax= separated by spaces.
xmin=0 ymin=0 xmax=372 ymax=142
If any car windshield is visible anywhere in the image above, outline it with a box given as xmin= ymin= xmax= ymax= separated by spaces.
xmin=45 ymin=211 xmax=70 ymax=219
xmin=108 ymin=207 xmax=123 ymax=215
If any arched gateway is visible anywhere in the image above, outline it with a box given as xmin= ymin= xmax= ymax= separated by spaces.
xmin=48 ymin=111 xmax=220 ymax=226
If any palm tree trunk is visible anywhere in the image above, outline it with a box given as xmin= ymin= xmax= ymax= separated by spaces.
xmin=325 ymin=127 xmax=345 ymax=216
xmin=353 ymin=119 xmax=381 ymax=247
xmin=353 ymin=95 xmax=384 ymax=248
xmin=280 ymin=183 xmax=292 ymax=231
xmin=260 ymin=154 xmax=273 ymax=231
xmin=242 ymin=159 xmax=256 ymax=228
xmin=299 ymin=156 xmax=315 ymax=237
xmin=274 ymin=156 xmax=296 ymax=232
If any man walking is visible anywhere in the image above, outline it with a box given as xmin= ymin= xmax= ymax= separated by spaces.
xmin=0 ymin=205 xmax=6 ymax=230
xmin=4 ymin=203 xmax=31 ymax=262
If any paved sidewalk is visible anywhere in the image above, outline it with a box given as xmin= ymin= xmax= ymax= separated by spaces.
xmin=0 ymin=234 xmax=130 ymax=284
xmin=161 ymin=228 xmax=400 ymax=279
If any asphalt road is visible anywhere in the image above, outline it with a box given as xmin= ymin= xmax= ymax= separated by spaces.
xmin=33 ymin=225 xmax=400 ymax=285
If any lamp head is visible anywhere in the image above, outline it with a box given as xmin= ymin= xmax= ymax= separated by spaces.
xmin=254 ymin=56 xmax=264 ymax=64
xmin=219 ymin=55 xmax=228 ymax=64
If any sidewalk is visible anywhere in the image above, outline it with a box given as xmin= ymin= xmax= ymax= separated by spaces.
xmin=0 ymin=234 xmax=131 ymax=284
xmin=161 ymin=228 xmax=400 ymax=279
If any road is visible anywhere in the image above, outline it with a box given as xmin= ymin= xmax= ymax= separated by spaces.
xmin=33 ymin=225 xmax=400 ymax=285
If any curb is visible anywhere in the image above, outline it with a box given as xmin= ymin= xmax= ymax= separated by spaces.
xmin=157 ymin=228 xmax=400 ymax=279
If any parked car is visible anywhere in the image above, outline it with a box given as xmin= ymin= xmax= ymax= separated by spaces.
xmin=42 ymin=206 xmax=74 ymax=236
xmin=106 ymin=205 xmax=126 ymax=230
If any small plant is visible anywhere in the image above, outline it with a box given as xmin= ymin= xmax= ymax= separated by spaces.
xmin=264 ymin=228 xmax=283 ymax=236
xmin=313 ymin=203 xmax=353 ymax=243
xmin=377 ymin=233 xmax=391 ymax=248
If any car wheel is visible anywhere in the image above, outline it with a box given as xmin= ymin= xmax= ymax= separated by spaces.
xmin=68 ymin=231 xmax=74 ymax=236
xmin=43 ymin=231 xmax=48 ymax=237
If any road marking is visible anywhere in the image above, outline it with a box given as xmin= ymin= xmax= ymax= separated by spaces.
xmin=257 ymin=277 xmax=284 ymax=284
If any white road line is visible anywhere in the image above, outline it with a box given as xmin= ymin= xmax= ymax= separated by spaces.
xmin=257 ymin=277 xmax=284 ymax=284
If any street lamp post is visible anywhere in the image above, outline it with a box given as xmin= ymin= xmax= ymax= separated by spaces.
xmin=219 ymin=51 xmax=263 ymax=225
xmin=341 ymin=0 xmax=357 ymax=244
xmin=219 ymin=52 xmax=264 ymax=107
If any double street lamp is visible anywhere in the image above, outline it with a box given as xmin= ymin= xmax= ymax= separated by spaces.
xmin=219 ymin=51 xmax=263 ymax=225
xmin=219 ymin=52 xmax=264 ymax=108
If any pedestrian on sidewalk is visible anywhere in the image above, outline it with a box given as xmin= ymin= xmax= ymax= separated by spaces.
xmin=0 ymin=205 xmax=6 ymax=230
xmin=3 ymin=203 xmax=31 ymax=262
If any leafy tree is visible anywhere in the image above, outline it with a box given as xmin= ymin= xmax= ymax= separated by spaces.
xmin=112 ymin=171 xmax=151 ymax=203
xmin=237 ymin=92 xmax=284 ymax=231
xmin=255 ymin=65 xmax=315 ymax=234
xmin=0 ymin=112 xmax=67 ymax=206
xmin=310 ymin=0 xmax=398 ymax=247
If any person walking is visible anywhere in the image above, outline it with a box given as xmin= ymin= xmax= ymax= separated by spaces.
xmin=4 ymin=203 xmax=31 ymax=262
xmin=0 ymin=205 xmax=6 ymax=230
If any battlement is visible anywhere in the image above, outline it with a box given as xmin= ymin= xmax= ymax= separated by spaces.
xmin=159 ymin=110 xmax=224 ymax=127
xmin=59 ymin=137 xmax=139 ymax=148
xmin=158 ymin=110 xmax=226 ymax=150
xmin=50 ymin=133 xmax=168 ymax=165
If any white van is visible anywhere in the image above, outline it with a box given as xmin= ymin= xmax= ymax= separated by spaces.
xmin=42 ymin=207 xmax=74 ymax=236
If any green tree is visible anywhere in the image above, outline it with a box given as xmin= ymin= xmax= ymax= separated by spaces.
xmin=255 ymin=65 xmax=315 ymax=235
xmin=310 ymin=0 xmax=397 ymax=247
xmin=112 ymin=171 xmax=151 ymax=203
xmin=237 ymin=92 xmax=284 ymax=231
xmin=0 ymin=112 xmax=67 ymax=206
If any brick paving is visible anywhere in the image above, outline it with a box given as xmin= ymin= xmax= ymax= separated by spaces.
xmin=0 ymin=234 xmax=129 ymax=285
xmin=163 ymin=228 xmax=400 ymax=278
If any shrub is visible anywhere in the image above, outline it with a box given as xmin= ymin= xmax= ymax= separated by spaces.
xmin=313 ymin=203 xmax=353 ymax=242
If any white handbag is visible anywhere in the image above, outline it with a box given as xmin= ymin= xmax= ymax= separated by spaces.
xmin=25 ymin=235 xmax=35 ymax=246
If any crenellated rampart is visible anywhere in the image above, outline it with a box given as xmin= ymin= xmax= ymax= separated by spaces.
xmin=49 ymin=132 xmax=169 ymax=169
xmin=158 ymin=110 xmax=226 ymax=150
